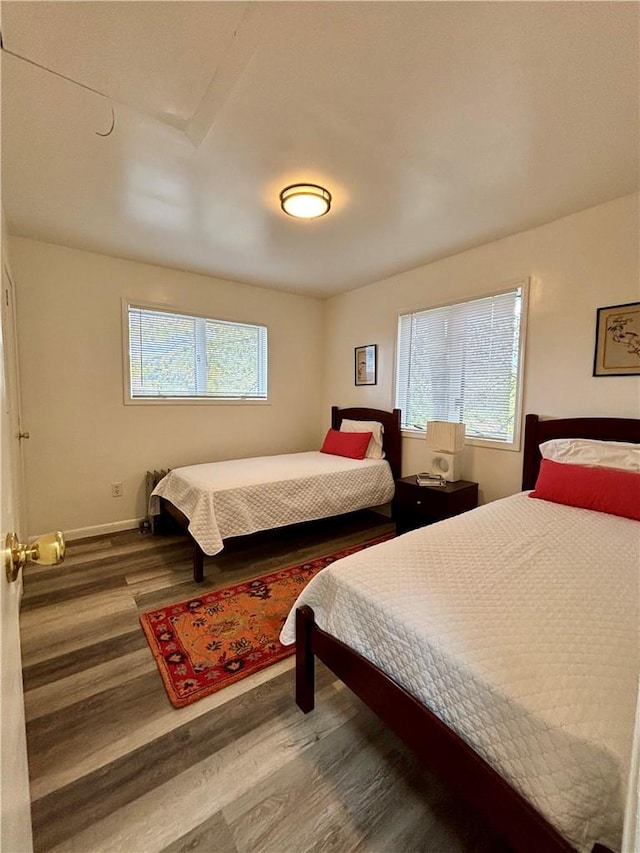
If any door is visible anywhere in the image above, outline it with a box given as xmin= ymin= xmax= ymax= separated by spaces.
xmin=0 ymin=262 xmax=33 ymax=850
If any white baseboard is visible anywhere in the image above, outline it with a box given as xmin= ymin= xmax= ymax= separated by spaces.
xmin=42 ymin=504 xmax=391 ymax=544
xmin=37 ymin=518 xmax=143 ymax=543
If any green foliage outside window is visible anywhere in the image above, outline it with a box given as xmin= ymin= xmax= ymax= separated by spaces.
xmin=128 ymin=306 xmax=267 ymax=400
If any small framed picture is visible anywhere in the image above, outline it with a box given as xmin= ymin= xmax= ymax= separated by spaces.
xmin=593 ymin=301 xmax=640 ymax=376
xmin=355 ymin=344 xmax=377 ymax=386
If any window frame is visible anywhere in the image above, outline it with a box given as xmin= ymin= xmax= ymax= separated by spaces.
xmin=394 ymin=279 xmax=529 ymax=452
xmin=122 ymin=299 xmax=270 ymax=406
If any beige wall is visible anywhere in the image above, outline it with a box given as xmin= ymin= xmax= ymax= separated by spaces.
xmin=10 ymin=239 xmax=325 ymax=536
xmin=10 ymin=193 xmax=640 ymax=533
xmin=322 ymin=193 xmax=640 ymax=504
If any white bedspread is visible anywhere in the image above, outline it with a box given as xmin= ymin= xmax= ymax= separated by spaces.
xmin=149 ymin=451 xmax=394 ymax=556
xmin=280 ymin=492 xmax=640 ymax=853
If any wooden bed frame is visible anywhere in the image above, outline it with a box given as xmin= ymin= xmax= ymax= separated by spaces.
xmin=160 ymin=406 xmax=402 ymax=583
xmin=296 ymin=413 xmax=639 ymax=853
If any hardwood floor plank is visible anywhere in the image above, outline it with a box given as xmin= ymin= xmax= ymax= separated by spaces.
xmin=30 ymin=661 xmax=328 ymax=804
xmin=22 ymin=629 xmax=148 ymax=691
xmin=29 ymin=533 xmax=181 ymax=566
xmin=29 ymin=657 xmax=297 ymax=803
xmin=228 ymin=777 xmax=361 ymax=852
xmin=23 ymin=542 xmax=189 ymax=589
xmin=34 ymin=676 xmax=349 ymax=852
xmin=24 ymin=648 xmax=156 ymax=721
xmin=49 ymin=682 xmax=353 ymax=853
xmin=222 ymin=710 xmax=374 ymax=852
xmin=224 ymin=703 xmax=507 ymax=853
xmin=27 ymin=670 xmax=169 ymax=783
xmin=23 ymin=514 xmax=510 ymax=853
xmin=20 ymin=588 xmax=140 ymax=667
xmin=62 ymin=537 xmax=112 ymax=556
xmin=123 ymin=565 xmax=195 ymax=592
xmin=21 ymin=573 xmax=126 ymax=611
xmin=159 ymin=811 xmax=238 ymax=853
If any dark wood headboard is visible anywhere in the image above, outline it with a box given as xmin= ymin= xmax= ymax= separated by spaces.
xmin=331 ymin=406 xmax=402 ymax=481
xmin=522 ymin=413 xmax=640 ymax=490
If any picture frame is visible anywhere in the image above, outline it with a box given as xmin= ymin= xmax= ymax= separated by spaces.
xmin=354 ymin=344 xmax=377 ymax=386
xmin=593 ymin=301 xmax=640 ymax=377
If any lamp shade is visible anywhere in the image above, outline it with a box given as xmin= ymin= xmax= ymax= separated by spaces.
xmin=426 ymin=421 xmax=465 ymax=453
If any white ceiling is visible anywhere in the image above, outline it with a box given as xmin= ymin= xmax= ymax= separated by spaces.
xmin=1 ymin=1 xmax=638 ymax=298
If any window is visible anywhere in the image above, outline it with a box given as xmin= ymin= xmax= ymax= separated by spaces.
xmin=126 ymin=304 xmax=268 ymax=401
xmin=395 ymin=284 xmax=526 ymax=447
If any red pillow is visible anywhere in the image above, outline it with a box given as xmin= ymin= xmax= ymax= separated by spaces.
xmin=320 ymin=428 xmax=372 ymax=460
xmin=529 ymin=459 xmax=640 ymax=521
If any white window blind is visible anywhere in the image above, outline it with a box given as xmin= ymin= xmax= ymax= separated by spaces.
xmin=127 ymin=305 xmax=268 ymax=400
xmin=395 ymin=287 xmax=524 ymax=444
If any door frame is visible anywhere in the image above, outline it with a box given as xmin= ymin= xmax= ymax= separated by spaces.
xmin=0 ymin=248 xmax=33 ymax=851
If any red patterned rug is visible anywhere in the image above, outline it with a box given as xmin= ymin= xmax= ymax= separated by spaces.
xmin=140 ymin=534 xmax=393 ymax=708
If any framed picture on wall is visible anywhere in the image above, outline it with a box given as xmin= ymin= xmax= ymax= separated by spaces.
xmin=355 ymin=344 xmax=377 ymax=386
xmin=593 ymin=301 xmax=640 ymax=376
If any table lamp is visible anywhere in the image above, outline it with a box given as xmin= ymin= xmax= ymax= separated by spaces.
xmin=426 ymin=421 xmax=466 ymax=482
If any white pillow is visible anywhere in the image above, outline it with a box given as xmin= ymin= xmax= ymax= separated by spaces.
xmin=340 ymin=419 xmax=385 ymax=459
xmin=539 ymin=438 xmax=640 ymax=472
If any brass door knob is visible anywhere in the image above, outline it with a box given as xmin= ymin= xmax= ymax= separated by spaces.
xmin=5 ymin=531 xmax=65 ymax=583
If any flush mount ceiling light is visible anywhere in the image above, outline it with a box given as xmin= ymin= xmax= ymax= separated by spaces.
xmin=279 ymin=184 xmax=331 ymax=219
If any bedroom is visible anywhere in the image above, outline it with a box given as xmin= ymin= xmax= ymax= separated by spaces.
xmin=0 ymin=2 xmax=639 ymax=852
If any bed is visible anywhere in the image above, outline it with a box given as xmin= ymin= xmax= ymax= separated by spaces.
xmin=281 ymin=414 xmax=640 ymax=853
xmin=150 ymin=406 xmax=401 ymax=582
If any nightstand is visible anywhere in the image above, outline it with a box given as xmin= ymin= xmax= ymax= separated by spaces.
xmin=393 ymin=476 xmax=479 ymax=534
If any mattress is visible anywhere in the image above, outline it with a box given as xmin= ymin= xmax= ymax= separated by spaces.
xmin=149 ymin=451 xmax=394 ymax=555
xmin=280 ymin=492 xmax=640 ymax=853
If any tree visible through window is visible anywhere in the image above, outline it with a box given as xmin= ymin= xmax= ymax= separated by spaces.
xmin=395 ymin=286 xmax=525 ymax=444
xmin=127 ymin=305 xmax=268 ymax=400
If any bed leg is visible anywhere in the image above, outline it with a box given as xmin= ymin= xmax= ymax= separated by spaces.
xmin=295 ymin=605 xmax=316 ymax=713
xmin=193 ymin=544 xmax=204 ymax=583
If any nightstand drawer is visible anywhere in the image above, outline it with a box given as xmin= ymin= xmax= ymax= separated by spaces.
xmin=394 ymin=483 xmax=443 ymax=516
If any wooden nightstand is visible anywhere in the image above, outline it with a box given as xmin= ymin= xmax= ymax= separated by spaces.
xmin=393 ymin=476 xmax=479 ymax=534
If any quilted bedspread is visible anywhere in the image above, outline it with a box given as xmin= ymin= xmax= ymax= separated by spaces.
xmin=280 ymin=492 xmax=640 ymax=853
xmin=149 ymin=451 xmax=394 ymax=555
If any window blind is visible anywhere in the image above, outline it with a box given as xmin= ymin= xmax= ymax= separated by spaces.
xmin=128 ymin=306 xmax=268 ymax=400
xmin=395 ymin=287 xmax=523 ymax=443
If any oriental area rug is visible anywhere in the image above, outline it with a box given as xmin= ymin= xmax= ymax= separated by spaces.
xmin=140 ymin=533 xmax=393 ymax=708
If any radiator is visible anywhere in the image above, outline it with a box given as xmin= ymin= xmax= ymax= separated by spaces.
xmin=145 ymin=469 xmax=170 ymax=533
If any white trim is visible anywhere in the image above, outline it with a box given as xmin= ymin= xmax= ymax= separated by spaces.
xmin=511 ymin=278 xmax=530 ymax=452
xmin=33 ymin=518 xmax=142 ymax=543
xmin=123 ymin=398 xmax=271 ymax=407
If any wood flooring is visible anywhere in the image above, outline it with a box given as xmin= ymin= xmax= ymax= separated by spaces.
xmin=20 ymin=511 xmax=510 ymax=853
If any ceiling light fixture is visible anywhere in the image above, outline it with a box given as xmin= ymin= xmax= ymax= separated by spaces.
xmin=279 ymin=184 xmax=331 ymax=219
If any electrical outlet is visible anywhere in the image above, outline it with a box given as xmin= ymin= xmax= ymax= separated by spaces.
xmin=111 ymin=482 xmax=123 ymax=498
